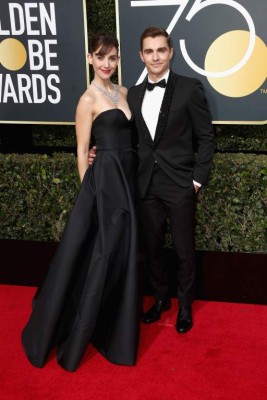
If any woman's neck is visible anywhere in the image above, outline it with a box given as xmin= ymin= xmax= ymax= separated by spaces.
xmin=92 ymin=77 xmax=112 ymax=90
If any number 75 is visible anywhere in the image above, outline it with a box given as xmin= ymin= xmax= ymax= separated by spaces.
xmin=131 ymin=0 xmax=256 ymax=79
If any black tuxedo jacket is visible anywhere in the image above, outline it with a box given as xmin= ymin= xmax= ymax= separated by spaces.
xmin=127 ymin=70 xmax=215 ymax=198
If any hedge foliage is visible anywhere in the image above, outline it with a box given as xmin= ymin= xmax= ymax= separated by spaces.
xmin=215 ymin=125 xmax=267 ymax=152
xmin=30 ymin=124 xmax=267 ymax=152
xmin=0 ymin=153 xmax=266 ymax=253
xmin=195 ymin=153 xmax=267 ymax=253
xmin=0 ymin=153 xmax=79 ymax=241
xmin=86 ymin=0 xmax=116 ymax=37
xmin=32 ymin=125 xmax=76 ymax=147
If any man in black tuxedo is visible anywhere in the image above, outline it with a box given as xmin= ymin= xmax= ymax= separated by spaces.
xmin=127 ymin=27 xmax=215 ymax=333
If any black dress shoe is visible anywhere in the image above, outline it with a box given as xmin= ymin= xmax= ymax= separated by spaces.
xmin=176 ymin=306 xmax=193 ymax=334
xmin=143 ymin=298 xmax=171 ymax=324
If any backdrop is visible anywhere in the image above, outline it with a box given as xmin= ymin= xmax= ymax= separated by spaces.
xmin=116 ymin=0 xmax=267 ymax=124
xmin=0 ymin=0 xmax=88 ymax=124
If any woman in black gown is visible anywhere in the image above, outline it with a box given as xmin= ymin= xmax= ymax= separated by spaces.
xmin=21 ymin=33 xmax=139 ymax=372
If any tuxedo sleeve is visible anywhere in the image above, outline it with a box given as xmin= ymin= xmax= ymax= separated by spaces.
xmin=188 ymin=80 xmax=215 ymax=185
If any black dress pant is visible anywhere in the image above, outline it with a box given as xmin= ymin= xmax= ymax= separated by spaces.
xmin=139 ymin=164 xmax=196 ymax=307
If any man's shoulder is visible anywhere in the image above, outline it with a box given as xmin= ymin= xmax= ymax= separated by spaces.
xmin=127 ymin=82 xmax=145 ymax=103
xmin=128 ymin=82 xmax=144 ymax=93
xmin=173 ymin=72 xmax=201 ymax=86
xmin=172 ymin=72 xmax=205 ymax=96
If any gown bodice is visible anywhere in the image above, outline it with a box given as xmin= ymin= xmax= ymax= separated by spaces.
xmin=92 ymin=109 xmax=134 ymax=150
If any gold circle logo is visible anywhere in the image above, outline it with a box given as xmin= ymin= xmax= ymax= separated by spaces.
xmin=0 ymin=38 xmax=27 ymax=71
xmin=205 ymin=30 xmax=267 ymax=97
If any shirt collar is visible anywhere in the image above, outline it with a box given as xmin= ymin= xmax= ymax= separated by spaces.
xmin=148 ymin=69 xmax=170 ymax=84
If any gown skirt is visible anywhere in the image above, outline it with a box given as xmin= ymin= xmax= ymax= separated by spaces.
xmin=21 ymin=109 xmax=140 ymax=372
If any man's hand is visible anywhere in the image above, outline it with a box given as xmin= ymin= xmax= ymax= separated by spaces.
xmin=194 ymin=184 xmax=200 ymax=194
xmin=88 ymin=146 xmax=97 ymax=166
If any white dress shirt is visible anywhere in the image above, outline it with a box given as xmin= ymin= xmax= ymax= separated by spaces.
xmin=141 ymin=70 xmax=170 ymax=140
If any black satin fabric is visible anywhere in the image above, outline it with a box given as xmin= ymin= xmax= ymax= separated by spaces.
xmin=21 ymin=109 xmax=140 ymax=372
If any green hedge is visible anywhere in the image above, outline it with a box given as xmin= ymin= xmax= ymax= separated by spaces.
xmin=30 ymin=125 xmax=267 ymax=152
xmin=215 ymin=125 xmax=267 ymax=152
xmin=195 ymin=153 xmax=267 ymax=253
xmin=0 ymin=153 xmax=266 ymax=253
xmin=32 ymin=125 xmax=76 ymax=147
xmin=0 ymin=153 xmax=79 ymax=241
xmin=87 ymin=0 xmax=116 ymax=36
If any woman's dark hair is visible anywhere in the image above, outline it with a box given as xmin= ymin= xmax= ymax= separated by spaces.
xmin=140 ymin=26 xmax=172 ymax=50
xmin=89 ymin=33 xmax=119 ymax=56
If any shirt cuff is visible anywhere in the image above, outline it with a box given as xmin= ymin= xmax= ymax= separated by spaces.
xmin=193 ymin=180 xmax=202 ymax=188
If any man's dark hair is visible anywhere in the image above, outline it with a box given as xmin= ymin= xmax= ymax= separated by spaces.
xmin=140 ymin=27 xmax=173 ymax=51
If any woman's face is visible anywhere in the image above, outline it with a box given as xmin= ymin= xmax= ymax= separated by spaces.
xmin=88 ymin=46 xmax=119 ymax=80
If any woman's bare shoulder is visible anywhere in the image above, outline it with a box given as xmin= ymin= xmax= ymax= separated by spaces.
xmin=78 ymin=86 xmax=95 ymax=107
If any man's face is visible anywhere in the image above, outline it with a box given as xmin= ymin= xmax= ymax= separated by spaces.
xmin=139 ymin=35 xmax=173 ymax=80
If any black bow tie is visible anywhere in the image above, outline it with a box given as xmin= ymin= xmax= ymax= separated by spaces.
xmin=146 ymin=79 xmax=166 ymax=91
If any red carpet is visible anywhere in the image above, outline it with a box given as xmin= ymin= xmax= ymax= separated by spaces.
xmin=1 ymin=285 xmax=267 ymax=400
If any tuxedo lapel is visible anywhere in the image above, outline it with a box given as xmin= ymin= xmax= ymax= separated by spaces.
xmin=135 ymin=78 xmax=154 ymax=148
xmin=134 ymin=71 xmax=178 ymax=148
xmin=154 ymin=70 xmax=177 ymax=146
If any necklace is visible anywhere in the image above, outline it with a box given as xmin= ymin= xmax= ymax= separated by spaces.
xmin=91 ymin=81 xmax=119 ymax=107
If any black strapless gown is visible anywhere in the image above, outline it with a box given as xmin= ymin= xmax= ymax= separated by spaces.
xmin=21 ymin=109 xmax=139 ymax=372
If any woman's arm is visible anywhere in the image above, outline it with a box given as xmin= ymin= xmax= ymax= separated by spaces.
xmin=75 ymin=93 xmax=94 ymax=182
